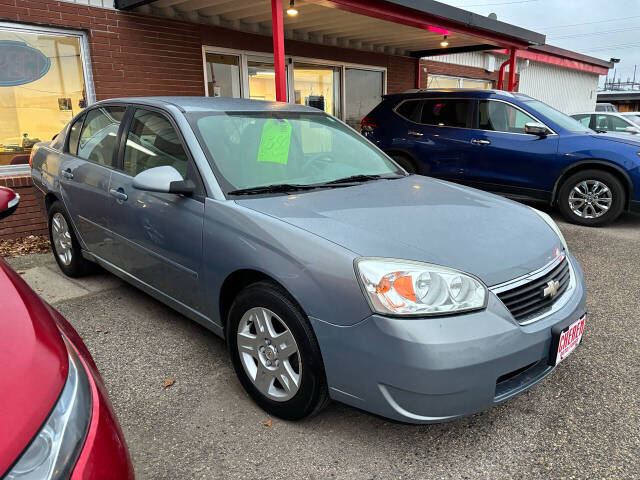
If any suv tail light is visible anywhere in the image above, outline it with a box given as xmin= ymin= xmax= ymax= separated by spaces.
xmin=361 ymin=116 xmax=377 ymax=129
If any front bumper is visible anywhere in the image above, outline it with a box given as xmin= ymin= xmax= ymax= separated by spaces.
xmin=310 ymin=254 xmax=587 ymax=423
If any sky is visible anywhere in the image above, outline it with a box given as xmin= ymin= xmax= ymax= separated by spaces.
xmin=438 ymin=0 xmax=640 ymax=88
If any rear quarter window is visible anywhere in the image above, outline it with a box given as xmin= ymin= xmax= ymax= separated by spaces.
xmin=394 ymin=100 xmax=421 ymax=122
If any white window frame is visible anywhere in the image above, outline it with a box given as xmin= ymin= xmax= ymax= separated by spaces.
xmin=201 ymin=45 xmax=387 ymax=122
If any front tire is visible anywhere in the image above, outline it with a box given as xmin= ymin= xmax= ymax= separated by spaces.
xmin=557 ymin=170 xmax=625 ymax=226
xmin=48 ymin=201 xmax=92 ymax=277
xmin=227 ymin=281 xmax=330 ymax=420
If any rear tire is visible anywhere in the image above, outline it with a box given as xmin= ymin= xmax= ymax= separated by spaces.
xmin=48 ymin=201 xmax=93 ymax=277
xmin=391 ymin=154 xmax=416 ymax=174
xmin=557 ymin=169 xmax=625 ymax=226
xmin=227 ymin=281 xmax=330 ymax=420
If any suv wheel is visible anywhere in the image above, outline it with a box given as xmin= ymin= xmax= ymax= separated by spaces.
xmin=227 ymin=281 xmax=330 ymax=420
xmin=48 ymin=201 xmax=92 ymax=277
xmin=557 ymin=169 xmax=625 ymax=226
xmin=391 ymin=154 xmax=416 ymax=174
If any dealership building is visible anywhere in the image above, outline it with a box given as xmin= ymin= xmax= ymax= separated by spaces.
xmin=0 ymin=0 xmax=613 ymax=239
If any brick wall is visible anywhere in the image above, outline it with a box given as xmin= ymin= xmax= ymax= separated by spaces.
xmin=0 ymin=0 xmax=418 ymax=239
xmin=0 ymin=175 xmax=48 ymax=240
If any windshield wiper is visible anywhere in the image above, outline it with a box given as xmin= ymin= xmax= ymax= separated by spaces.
xmin=322 ymin=173 xmax=403 ymax=185
xmin=228 ymin=183 xmax=354 ymax=195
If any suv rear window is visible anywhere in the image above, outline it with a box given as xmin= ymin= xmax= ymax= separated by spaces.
xmin=420 ymin=99 xmax=471 ymax=128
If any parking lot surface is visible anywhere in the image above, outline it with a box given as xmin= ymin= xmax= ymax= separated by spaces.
xmin=8 ymin=206 xmax=639 ymax=480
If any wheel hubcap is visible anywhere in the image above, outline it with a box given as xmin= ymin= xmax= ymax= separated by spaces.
xmin=236 ymin=307 xmax=301 ymax=402
xmin=51 ymin=213 xmax=73 ymax=266
xmin=568 ymin=180 xmax=612 ymax=219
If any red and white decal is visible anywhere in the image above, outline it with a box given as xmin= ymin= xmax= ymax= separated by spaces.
xmin=556 ymin=314 xmax=586 ymax=365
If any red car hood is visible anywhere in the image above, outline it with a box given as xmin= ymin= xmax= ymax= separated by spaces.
xmin=0 ymin=258 xmax=68 ymax=476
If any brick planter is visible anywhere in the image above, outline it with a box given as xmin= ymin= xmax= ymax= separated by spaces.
xmin=0 ymin=176 xmax=48 ymax=240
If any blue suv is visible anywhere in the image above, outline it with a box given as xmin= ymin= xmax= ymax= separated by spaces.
xmin=362 ymin=89 xmax=640 ymax=226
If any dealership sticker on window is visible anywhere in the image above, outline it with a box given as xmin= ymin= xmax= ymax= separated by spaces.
xmin=258 ymin=119 xmax=292 ymax=165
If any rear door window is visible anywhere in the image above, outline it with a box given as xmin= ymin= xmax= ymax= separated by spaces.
xmin=77 ymin=106 xmax=126 ymax=167
xmin=419 ymin=99 xmax=472 ymax=128
xmin=478 ymin=100 xmax=536 ymax=134
xmin=573 ymin=114 xmax=591 ymax=128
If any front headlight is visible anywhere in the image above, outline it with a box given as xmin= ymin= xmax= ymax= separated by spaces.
xmin=7 ymin=336 xmax=92 ymax=480
xmin=355 ymin=258 xmax=487 ymax=316
xmin=529 ymin=207 xmax=569 ymax=252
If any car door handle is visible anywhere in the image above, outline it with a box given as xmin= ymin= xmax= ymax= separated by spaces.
xmin=408 ymin=131 xmax=424 ymax=137
xmin=61 ymin=169 xmax=74 ymax=179
xmin=109 ymin=188 xmax=128 ymax=202
xmin=471 ymin=139 xmax=491 ymax=145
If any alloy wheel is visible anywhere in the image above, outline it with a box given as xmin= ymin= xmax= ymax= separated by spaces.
xmin=568 ymin=179 xmax=613 ymax=219
xmin=236 ymin=307 xmax=302 ymax=402
xmin=51 ymin=213 xmax=73 ymax=266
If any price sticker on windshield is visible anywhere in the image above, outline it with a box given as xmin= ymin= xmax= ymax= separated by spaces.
xmin=258 ymin=119 xmax=292 ymax=165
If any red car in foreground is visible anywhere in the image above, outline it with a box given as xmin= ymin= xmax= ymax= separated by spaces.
xmin=0 ymin=189 xmax=134 ymax=479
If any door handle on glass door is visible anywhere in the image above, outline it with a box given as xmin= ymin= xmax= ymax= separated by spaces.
xmin=471 ymin=139 xmax=491 ymax=145
xmin=408 ymin=131 xmax=424 ymax=137
xmin=61 ymin=169 xmax=74 ymax=179
xmin=109 ymin=188 xmax=128 ymax=202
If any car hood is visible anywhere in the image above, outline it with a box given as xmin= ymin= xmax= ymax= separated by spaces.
xmin=590 ymin=132 xmax=640 ymax=147
xmin=0 ymin=258 xmax=68 ymax=477
xmin=236 ymin=176 xmax=563 ymax=286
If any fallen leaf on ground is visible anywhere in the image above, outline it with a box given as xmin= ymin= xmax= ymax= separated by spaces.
xmin=263 ymin=419 xmax=272 ymax=427
xmin=162 ymin=378 xmax=175 ymax=389
xmin=0 ymin=235 xmax=51 ymax=258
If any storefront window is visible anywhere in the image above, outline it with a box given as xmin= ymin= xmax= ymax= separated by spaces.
xmin=247 ymin=60 xmax=278 ymax=102
xmin=427 ymin=75 xmax=492 ymax=89
xmin=345 ymin=68 xmax=384 ymax=129
xmin=293 ymin=63 xmax=341 ymax=117
xmin=0 ymin=26 xmax=91 ymax=170
xmin=205 ymin=53 xmax=241 ymax=98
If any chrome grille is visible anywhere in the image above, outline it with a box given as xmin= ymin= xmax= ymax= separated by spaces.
xmin=494 ymin=257 xmax=571 ymax=324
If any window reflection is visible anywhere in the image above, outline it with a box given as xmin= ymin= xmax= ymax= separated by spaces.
xmin=0 ymin=28 xmax=88 ymax=168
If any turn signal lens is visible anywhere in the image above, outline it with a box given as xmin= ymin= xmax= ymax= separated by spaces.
xmin=356 ymin=258 xmax=487 ymax=316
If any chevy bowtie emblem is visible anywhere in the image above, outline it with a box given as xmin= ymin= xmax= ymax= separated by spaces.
xmin=543 ymin=280 xmax=560 ymax=298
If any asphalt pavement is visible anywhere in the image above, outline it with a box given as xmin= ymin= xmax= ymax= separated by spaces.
xmin=7 ymin=206 xmax=640 ymax=480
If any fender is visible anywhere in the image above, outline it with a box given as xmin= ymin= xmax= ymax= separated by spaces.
xmin=551 ymin=159 xmax=635 ymax=209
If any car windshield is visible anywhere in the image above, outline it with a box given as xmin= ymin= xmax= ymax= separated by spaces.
xmin=523 ymin=99 xmax=593 ymax=133
xmin=622 ymin=114 xmax=640 ymax=126
xmin=189 ymin=111 xmax=404 ymax=193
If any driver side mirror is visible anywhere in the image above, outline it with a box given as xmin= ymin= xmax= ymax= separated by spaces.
xmin=624 ymin=126 xmax=639 ymax=134
xmin=524 ymin=122 xmax=549 ymax=137
xmin=132 ymin=166 xmax=195 ymax=195
xmin=0 ymin=187 xmax=19 ymax=221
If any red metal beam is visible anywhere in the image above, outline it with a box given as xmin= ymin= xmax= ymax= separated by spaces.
xmin=497 ymin=48 xmax=609 ymax=76
xmin=271 ymin=0 xmax=287 ymax=102
xmin=313 ymin=0 xmax=529 ymax=48
xmin=507 ymin=48 xmax=517 ymax=91
xmin=497 ymin=58 xmax=509 ymax=90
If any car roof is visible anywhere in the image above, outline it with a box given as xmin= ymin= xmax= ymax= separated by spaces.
xmin=384 ymin=88 xmax=533 ymax=102
xmin=93 ymin=96 xmax=321 ymax=114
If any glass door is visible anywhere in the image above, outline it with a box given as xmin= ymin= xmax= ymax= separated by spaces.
xmin=292 ymin=63 xmax=341 ymax=117
xmin=246 ymin=57 xmax=286 ymax=102
xmin=345 ymin=68 xmax=384 ymax=129
xmin=204 ymin=52 xmax=241 ymax=98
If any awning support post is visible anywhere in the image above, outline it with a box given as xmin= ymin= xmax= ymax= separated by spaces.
xmin=507 ymin=48 xmax=517 ymax=91
xmin=271 ymin=0 xmax=287 ymax=102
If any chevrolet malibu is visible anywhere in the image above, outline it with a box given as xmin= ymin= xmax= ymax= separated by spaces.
xmin=31 ymin=97 xmax=587 ymax=423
